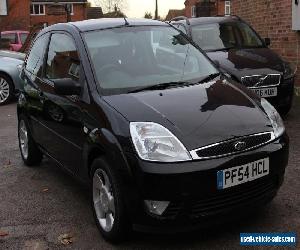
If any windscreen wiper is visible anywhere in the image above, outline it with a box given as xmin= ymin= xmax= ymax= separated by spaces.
xmin=197 ymin=73 xmax=221 ymax=84
xmin=128 ymin=81 xmax=190 ymax=93
xmin=206 ymin=46 xmax=235 ymax=52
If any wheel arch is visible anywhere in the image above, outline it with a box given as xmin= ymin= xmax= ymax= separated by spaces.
xmin=83 ymin=128 xmax=134 ymax=184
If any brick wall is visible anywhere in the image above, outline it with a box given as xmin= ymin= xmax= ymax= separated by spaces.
xmin=30 ymin=4 xmax=86 ymax=27
xmin=0 ymin=2 xmax=86 ymax=31
xmin=0 ymin=0 xmax=30 ymax=31
xmin=185 ymin=0 xmax=198 ymax=18
xmin=185 ymin=0 xmax=227 ymax=17
xmin=232 ymin=0 xmax=300 ymax=87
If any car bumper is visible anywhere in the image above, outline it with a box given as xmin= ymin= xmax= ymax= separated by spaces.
xmin=125 ymin=134 xmax=289 ymax=233
xmin=265 ymin=78 xmax=294 ymax=108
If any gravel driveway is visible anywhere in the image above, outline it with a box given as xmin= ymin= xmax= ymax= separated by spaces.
xmin=0 ymin=99 xmax=299 ymax=249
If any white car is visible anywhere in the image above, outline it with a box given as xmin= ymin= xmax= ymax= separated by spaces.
xmin=0 ymin=50 xmax=25 ymax=105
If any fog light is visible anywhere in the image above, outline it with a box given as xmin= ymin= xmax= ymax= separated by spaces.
xmin=144 ymin=200 xmax=170 ymax=216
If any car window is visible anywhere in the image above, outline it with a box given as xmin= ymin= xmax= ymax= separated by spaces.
xmin=20 ymin=33 xmax=29 ymax=44
xmin=25 ymin=33 xmax=50 ymax=76
xmin=1 ymin=33 xmax=17 ymax=44
xmin=46 ymin=33 xmax=80 ymax=82
xmin=84 ymin=26 xmax=218 ymax=95
xmin=191 ymin=22 xmax=263 ymax=51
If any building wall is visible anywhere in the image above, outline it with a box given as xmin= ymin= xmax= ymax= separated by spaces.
xmin=217 ymin=0 xmax=225 ymax=15
xmin=184 ymin=0 xmax=198 ymax=18
xmin=185 ymin=0 xmax=228 ymax=17
xmin=30 ymin=4 xmax=86 ymax=27
xmin=232 ymin=0 xmax=300 ymax=87
xmin=0 ymin=2 xmax=86 ymax=31
xmin=0 ymin=0 xmax=30 ymax=31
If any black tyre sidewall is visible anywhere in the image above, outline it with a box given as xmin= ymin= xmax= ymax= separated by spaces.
xmin=0 ymin=74 xmax=14 ymax=105
xmin=18 ymin=115 xmax=43 ymax=166
xmin=90 ymin=158 xmax=130 ymax=243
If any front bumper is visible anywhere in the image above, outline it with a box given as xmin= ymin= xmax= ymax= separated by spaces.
xmin=125 ymin=134 xmax=289 ymax=233
xmin=263 ymin=77 xmax=294 ymax=109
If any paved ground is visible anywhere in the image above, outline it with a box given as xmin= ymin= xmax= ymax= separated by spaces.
xmin=0 ymin=99 xmax=299 ymax=250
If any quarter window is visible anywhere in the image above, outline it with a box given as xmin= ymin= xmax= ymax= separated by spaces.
xmin=26 ymin=34 xmax=50 ymax=76
xmin=225 ymin=1 xmax=231 ymax=16
xmin=191 ymin=5 xmax=196 ymax=18
xmin=46 ymin=33 xmax=80 ymax=81
xmin=30 ymin=4 xmax=45 ymax=15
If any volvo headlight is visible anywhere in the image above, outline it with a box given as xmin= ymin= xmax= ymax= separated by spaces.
xmin=130 ymin=122 xmax=192 ymax=162
xmin=261 ymin=99 xmax=285 ymax=138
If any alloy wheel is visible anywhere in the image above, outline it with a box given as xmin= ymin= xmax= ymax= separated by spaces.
xmin=93 ymin=168 xmax=116 ymax=232
xmin=19 ymin=120 xmax=29 ymax=159
xmin=0 ymin=77 xmax=10 ymax=104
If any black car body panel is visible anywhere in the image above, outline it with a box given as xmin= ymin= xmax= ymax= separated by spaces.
xmin=104 ymin=79 xmax=273 ymax=150
xmin=17 ymin=18 xmax=289 ymax=234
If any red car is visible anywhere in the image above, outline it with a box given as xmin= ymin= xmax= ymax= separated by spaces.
xmin=1 ymin=31 xmax=29 ymax=51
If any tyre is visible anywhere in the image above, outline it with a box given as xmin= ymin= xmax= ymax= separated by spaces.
xmin=0 ymin=73 xmax=14 ymax=105
xmin=18 ymin=115 xmax=43 ymax=166
xmin=91 ymin=158 xmax=130 ymax=243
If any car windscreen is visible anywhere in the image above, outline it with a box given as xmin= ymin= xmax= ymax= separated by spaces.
xmin=191 ymin=22 xmax=264 ymax=51
xmin=83 ymin=26 xmax=218 ymax=95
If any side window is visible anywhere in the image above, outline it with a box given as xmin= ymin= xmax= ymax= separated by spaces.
xmin=25 ymin=33 xmax=49 ymax=76
xmin=46 ymin=33 xmax=80 ymax=82
xmin=1 ymin=33 xmax=17 ymax=44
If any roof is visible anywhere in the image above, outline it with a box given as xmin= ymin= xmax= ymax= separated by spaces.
xmin=165 ymin=9 xmax=185 ymax=21
xmin=173 ymin=16 xmax=240 ymax=25
xmin=31 ymin=0 xmax=87 ymax=3
xmin=69 ymin=18 xmax=168 ymax=32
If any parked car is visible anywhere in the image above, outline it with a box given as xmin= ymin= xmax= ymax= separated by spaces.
xmin=18 ymin=19 xmax=289 ymax=242
xmin=170 ymin=16 xmax=295 ymax=115
xmin=1 ymin=31 xmax=29 ymax=51
xmin=0 ymin=50 xmax=25 ymax=105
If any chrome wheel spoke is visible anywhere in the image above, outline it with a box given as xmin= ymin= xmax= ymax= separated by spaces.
xmin=19 ymin=120 xmax=29 ymax=159
xmin=93 ymin=169 xmax=116 ymax=232
xmin=0 ymin=77 xmax=10 ymax=103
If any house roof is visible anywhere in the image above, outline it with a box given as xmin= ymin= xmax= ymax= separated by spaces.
xmin=165 ymin=9 xmax=185 ymax=21
xmin=31 ymin=0 xmax=87 ymax=3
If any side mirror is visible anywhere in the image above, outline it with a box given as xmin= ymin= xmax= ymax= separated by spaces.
xmin=53 ymin=78 xmax=81 ymax=96
xmin=264 ymin=38 xmax=271 ymax=47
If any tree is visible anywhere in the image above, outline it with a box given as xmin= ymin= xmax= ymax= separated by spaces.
xmin=144 ymin=12 xmax=153 ymax=19
xmin=94 ymin=0 xmax=127 ymax=13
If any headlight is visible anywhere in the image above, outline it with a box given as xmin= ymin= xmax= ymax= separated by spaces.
xmin=283 ymin=61 xmax=294 ymax=80
xmin=130 ymin=122 xmax=192 ymax=162
xmin=261 ymin=99 xmax=285 ymax=138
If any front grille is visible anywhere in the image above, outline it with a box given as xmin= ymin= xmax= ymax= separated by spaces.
xmin=190 ymin=132 xmax=274 ymax=160
xmin=162 ymin=178 xmax=277 ymax=219
xmin=241 ymin=74 xmax=281 ymax=88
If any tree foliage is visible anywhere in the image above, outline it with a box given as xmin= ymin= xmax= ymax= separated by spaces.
xmin=144 ymin=12 xmax=153 ymax=19
xmin=94 ymin=0 xmax=127 ymax=13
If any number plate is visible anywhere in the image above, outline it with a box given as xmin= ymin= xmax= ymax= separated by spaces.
xmin=252 ymin=87 xmax=277 ymax=97
xmin=217 ymin=158 xmax=269 ymax=190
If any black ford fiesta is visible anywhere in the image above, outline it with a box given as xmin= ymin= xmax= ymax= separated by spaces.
xmin=17 ymin=18 xmax=289 ymax=242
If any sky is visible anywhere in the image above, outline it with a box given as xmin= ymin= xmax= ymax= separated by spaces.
xmin=90 ymin=0 xmax=185 ymax=18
